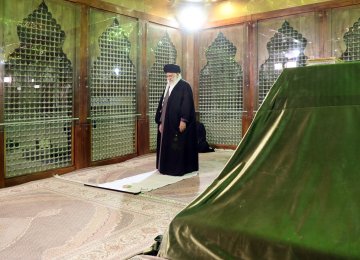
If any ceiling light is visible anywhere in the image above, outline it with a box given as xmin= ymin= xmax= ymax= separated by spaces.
xmin=176 ymin=4 xmax=207 ymax=32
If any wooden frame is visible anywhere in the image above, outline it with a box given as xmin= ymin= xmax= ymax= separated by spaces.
xmin=0 ymin=57 xmax=4 ymax=188
xmin=74 ymin=4 xmax=91 ymax=169
xmin=136 ymin=20 xmax=150 ymax=156
xmin=242 ymin=21 xmax=257 ymax=136
xmin=65 ymin=0 xmax=179 ymax=28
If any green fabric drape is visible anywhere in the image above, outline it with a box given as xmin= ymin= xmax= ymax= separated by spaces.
xmin=160 ymin=62 xmax=360 ymax=259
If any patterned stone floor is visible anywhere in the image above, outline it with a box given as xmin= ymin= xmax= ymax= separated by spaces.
xmin=0 ymin=150 xmax=233 ymax=259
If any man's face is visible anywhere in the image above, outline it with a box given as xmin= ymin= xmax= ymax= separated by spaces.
xmin=166 ymin=73 xmax=177 ymax=83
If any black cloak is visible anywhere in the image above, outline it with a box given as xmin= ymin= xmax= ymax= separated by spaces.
xmin=155 ymin=79 xmax=199 ymax=176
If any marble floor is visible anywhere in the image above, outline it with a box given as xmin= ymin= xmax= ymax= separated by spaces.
xmin=0 ymin=149 xmax=234 ymax=259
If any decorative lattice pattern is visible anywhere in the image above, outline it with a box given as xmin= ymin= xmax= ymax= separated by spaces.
xmin=341 ymin=17 xmax=360 ymax=61
xmin=199 ymin=32 xmax=243 ymax=146
xmin=4 ymin=2 xmax=73 ymax=177
xmin=90 ymin=18 xmax=136 ymax=161
xmin=148 ymin=33 xmax=177 ymax=150
xmin=258 ymin=21 xmax=307 ymax=105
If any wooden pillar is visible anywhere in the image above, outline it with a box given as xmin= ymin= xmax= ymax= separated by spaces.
xmin=0 ymin=3 xmax=4 ymax=186
xmin=74 ymin=5 xmax=91 ymax=169
xmin=0 ymin=57 xmax=4 ymax=188
xmin=316 ymin=9 xmax=330 ymax=58
xmin=0 ymin=128 xmax=4 ymax=188
xmin=182 ymin=32 xmax=193 ymax=88
xmin=242 ymin=20 xmax=257 ymax=136
xmin=181 ymin=31 xmax=199 ymax=112
xmin=137 ymin=20 xmax=150 ymax=156
xmin=183 ymin=31 xmax=198 ymax=109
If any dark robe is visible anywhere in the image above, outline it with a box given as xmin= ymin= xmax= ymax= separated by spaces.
xmin=196 ymin=122 xmax=214 ymax=153
xmin=155 ymin=79 xmax=199 ymax=176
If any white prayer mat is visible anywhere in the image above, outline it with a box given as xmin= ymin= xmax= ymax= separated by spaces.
xmin=85 ymin=170 xmax=198 ymax=194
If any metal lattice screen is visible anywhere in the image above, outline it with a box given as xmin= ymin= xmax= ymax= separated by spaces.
xmin=258 ymin=21 xmax=308 ymax=105
xmin=148 ymin=33 xmax=177 ymax=150
xmin=341 ymin=17 xmax=360 ymax=61
xmin=3 ymin=2 xmax=73 ymax=177
xmin=90 ymin=18 xmax=137 ymax=161
xmin=199 ymin=32 xmax=243 ymax=146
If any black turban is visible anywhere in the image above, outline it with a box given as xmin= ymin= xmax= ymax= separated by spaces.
xmin=163 ymin=64 xmax=181 ymax=73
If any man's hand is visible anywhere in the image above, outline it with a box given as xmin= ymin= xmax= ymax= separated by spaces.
xmin=159 ymin=124 xmax=163 ymax=134
xmin=179 ymin=121 xmax=186 ymax=133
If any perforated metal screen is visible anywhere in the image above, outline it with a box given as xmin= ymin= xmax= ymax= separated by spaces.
xmin=199 ymin=32 xmax=243 ymax=146
xmin=258 ymin=21 xmax=307 ymax=105
xmin=148 ymin=33 xmax=177 ymax=150
xmin=3 ymin=2 xmax=73 ymax=177
xmin=89 ymin=18 xmax=137 ymax=161
xmin=341 ymin=17 xmax=360 ymax=61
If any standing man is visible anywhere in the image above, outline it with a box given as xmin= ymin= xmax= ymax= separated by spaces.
xmin=155 ymin=64 xmax=199 ymax=176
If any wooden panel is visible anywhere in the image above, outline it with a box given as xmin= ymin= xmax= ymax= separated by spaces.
xmin=251 ymin=0 xmax=356 ymax=21
xmin=204 ymin=15 xmax=252 ymax=29
xmin=182 ymin=33 xmax=192 ymax=85
xmin=65 ymin=0 xmax=178 ymax=28
xmin=74 ymin=122 xmax=91 ymax=168
xmin=0 ymin=44 xmax=4 ymax=188
xmin=138 ymin=21 xmax=148 ymax=120
xmin=197 ymin=25 xmax=246 ymax=146
xmin=146 ymin=23 xmax=183 ymax=70
xmin=0 ymin=130 xmax=4 ymax=188
xmin=315 ymin=10 xmax=330 ymax=58
xmin=211 ymin=144 xmax=237 ymax=150
xmin=242 ymin=21 xmax=257 ymax=136
xmin=330 ymin=4 xmax=360 ymax=58
xmin=74 ymin=5 xmax=91 ymax=169
xmin=137 ymin=118 xmax=150 ymax=155
xmin=137 ymin=20 xmax=150 ymax=155
xmin=182 ymin=33 xmax=198 ymax=109
xmin=257 ymin=13 xmax=318 ymax=72
xmin=193 ymin=33 xmax=200 ymax=110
